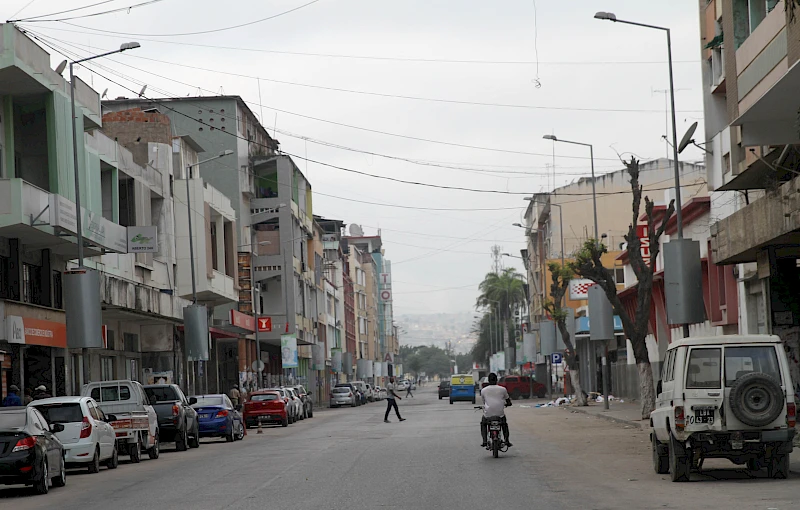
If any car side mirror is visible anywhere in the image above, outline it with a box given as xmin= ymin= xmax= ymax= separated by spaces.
xmin=106 ymin=414 xmax=117 ymax=422
xmin=656 ymin=380 xmax=663 ymax=395
xmin=50 ymin=423 xmax=65 ymax=433
xmin=189 ymin=397 xmax=198 ymax=405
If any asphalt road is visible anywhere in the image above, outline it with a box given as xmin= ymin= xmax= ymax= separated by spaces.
xmin=3 ymin=388 xmax=567 ymax=510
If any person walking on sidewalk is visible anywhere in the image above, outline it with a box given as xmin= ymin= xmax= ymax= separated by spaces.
xmin=405 ymin=381 xmax=414 ymax=398
xmin=384 ymin=376 xmax=406 ymax=423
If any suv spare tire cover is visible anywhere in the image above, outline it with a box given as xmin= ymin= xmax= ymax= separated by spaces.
xmin=729 ymin=372 xmax=784 ymax=427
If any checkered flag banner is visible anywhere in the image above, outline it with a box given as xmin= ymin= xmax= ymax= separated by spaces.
xmin=569 ymin=278 xmax=595 ymax=300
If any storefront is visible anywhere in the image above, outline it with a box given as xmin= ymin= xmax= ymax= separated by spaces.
xmin=1 ymin=309 xmax=68 ymax=397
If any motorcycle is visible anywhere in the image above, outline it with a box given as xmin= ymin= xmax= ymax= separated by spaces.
xmin=475 ymin=407 xmax=510 ymax=458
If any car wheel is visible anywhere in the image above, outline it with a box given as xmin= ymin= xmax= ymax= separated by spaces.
xmin=651 ymin=433 xmax=669 ymax=474
xmin=537 ymin=389 xmax=546 ymax=398
xmin=88 ymin=447 xmax=101 ymax=473
xmin=668 ymin=434 xmax=690 ymax=482
xmin=225 ymin=429 xmax=234 ymax=442
xmin=439 ymin=395 xmax=442 ymax=400
xmin=189 ymin=425 xmax=200 ymax=448
xmin=236 ymin=422 xmax=245 ymax=440
xmin=768 ymin=453 xmax=790 ymax=479
xmin=129 ymin=441 xmax=141 ymax=463
xmin=148 ymin=433 xmax=160 ymax=460
xmin=52 ymin=455 xmax=66 ymax=488
xmin=350 ymin=400 xmax=356 ymax=408
xmin=33 ymin=459 xmax=49 ymax=495
xmin=450 ymin=399 xmax=453 ymax=405
xmin=511 ymin=390 xmax=521 ymax=400
xmin=105 ymin=447 xmax=119 ymax=469
xmin=176 ymin=427 xmax=188 ymax=451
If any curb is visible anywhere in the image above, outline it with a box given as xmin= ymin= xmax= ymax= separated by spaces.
xmin=565 ymin=405 xmax=646 ymax=430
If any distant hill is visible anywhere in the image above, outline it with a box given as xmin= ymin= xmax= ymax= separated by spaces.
xmin=397 ymin=312 xmax=475 ymax=354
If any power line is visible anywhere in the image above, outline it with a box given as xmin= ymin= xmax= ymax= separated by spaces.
xmin=23 ymin=24 xmax=699 ymax=66
xmin=8 ymin=0 xmax=40 ymax=20
xmin=12 ymin=0 xmax=165 ymax=22
xmin=57 ymin=0 xmax=323 ymax=36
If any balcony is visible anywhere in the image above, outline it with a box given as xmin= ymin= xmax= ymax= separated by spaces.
xmin=253 ymin=254 xmax=283 ymax=282
xmin=250 ymin=197 xmax=282 ymax=225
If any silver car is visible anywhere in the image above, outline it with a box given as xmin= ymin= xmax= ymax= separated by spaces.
xmin=330 ymin=387 xmax=356 ymax=408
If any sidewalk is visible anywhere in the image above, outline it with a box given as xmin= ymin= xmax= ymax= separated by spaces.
xmin=564 ymin=400 xmax=800 ymax=474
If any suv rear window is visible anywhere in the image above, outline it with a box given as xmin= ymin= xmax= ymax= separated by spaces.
xmin=0 ymin=411 xmax=26 ymax=429
xmin=91 ymin=386 xmax=131 ymax=402
xmin=686 ymin=348 xmax=721 ymax=389
xmin=725 ymin=346 xmax=781 ymax=387
xmin=35 ymin=403 xmax=83 ymax=424
xmin=144 ymin=387 xmax=179 ymax=403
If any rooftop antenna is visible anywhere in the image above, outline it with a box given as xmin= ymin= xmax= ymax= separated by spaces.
xmin=101 ymin=88 xmax=108 ymax=99
xmin=138 ymin=84 xmax=147 ymax=97
xmin=54 ymin=60 xmax=67 ymax=75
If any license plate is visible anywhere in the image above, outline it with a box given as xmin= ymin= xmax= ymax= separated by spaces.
xmin=693 ymin=408 xmax=714 ymax=424
xmin=199 ymin=414 xmax=209 ymax=419
xmin=489 ymin=423 xmax=501 ymax=431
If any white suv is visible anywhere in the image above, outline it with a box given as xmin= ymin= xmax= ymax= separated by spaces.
xmin=32 ymin=396 xmax=119 ymax=472
xmin=651 ymin=335 xmax=796 ymax=482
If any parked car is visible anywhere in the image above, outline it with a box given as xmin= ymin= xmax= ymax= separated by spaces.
xmin=292 ymin=385 xmax=314 ymax=418
xmin=190 ymin=394 xmax=244 ymax=441
xmin=82 ymin=380 xmax=159 ymax=463
xmin=32 ymin=396 xmax=118 ymax=472
xmin=285 ymin=388 xmax=305 ymax=421
xmin=243 ymin=390 xmax=288 ymax=428
xmin=334 ymin=383 xmax=361 ymax=406
xmin=364 ymin=383 xmax=375 ymax=402
xmin=143 ymin=384 xmax=200 ymax=451
xmin=498 ymin=375 xmax=546 ymax=399
xmin=479 ymin=377 xmax=490 ymax=389
xmin=377 ymin=388 xmax=387 ymax=400
xmin=266 ymin=388 xmax=301 ymax=423
xmin=651 ymin=335 xmax=796 ymax=482
xmin=352 ymin=381 xmax=369 ymax=405
xmin=438 ymin=380 xmax=450 ymax=399
xmin=397 ymin=380 xmax=410 ymax=391
xmin=0 ymin=406 xmax=67 ymax=494
xmin=330 ymin=386 xmax=356 ymax=408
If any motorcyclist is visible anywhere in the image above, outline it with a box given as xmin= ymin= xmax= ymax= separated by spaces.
xmin=479 ymin=372 xmax=512 ymax=447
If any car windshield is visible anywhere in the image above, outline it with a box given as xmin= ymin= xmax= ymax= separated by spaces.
xmin=0 ymin=411 xmax=26 ymax=429
xmin=192 ymin=396 xmax=224 ymax=407
xmin=333 ymin=388 xmax=350 ymax=394
xmin=144 ymin=387 xmax=179 ymax=403
xmin=91 ymin=385 xmax=131 ymax=402
xmin=724 ymin=346 xmax=782 ymax=386
xmin=35 ymin=403 xmax=83 ymax=424
xmin=250 ymin=394 xmax=279 ymax=402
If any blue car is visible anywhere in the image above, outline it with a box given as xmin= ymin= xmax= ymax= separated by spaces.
xmin=190 ymin=394 xmax=245 ymax=442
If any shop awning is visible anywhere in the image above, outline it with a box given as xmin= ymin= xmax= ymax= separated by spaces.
xmin=704 ymin=33 xmax=723 ymax=49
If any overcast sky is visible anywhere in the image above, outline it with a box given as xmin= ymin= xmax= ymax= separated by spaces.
xmin=6 ymin=0 xmax=706 ymax=317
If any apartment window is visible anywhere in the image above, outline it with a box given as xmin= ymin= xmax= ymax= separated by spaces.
xmin=734 ymin=0 xmax=779 ymax=48
xmin=118 ymin=178 xmax=136 ymax=227
xmin=106 ymin=329 xmax=116 ymax=351
xmin=614 ymin=268 xmax=625 ymax=286
xmin=22 ymin=264 xmax=44 ymax=306
xmin=123 ymin=333 xmax=139 ymax=353
xmin=52 ymin=271 xmax=63 ymax=309
xmin=210 ymin=221 xmax=219 ymax=271
xmin=100 ymin=357 xmax=115 ymax=381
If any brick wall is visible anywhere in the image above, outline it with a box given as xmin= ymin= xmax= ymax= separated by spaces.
xmin=101 ymin=108 xmax=172 ymax=149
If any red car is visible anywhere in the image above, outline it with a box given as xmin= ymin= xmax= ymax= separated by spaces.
xmin=498 ymin=375 xmax=546 ymax=399
xmin=243 ymin=390 xmax=288 ymax=428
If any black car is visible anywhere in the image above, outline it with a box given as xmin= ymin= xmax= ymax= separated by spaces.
xmin=438 ymin=381 xmax=450 ymax=399
xmin=0 ymin=406 xmax=67 ymax=495
xmin=143 ymin=384 xmax=200 ymax=451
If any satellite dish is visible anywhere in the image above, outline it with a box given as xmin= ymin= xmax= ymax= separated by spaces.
xmin=138 ymin=85 xmax=148 ymax=97
xmin=54 ymin=60 xmax=67 ymax=75
xmin=101 ymin=88 xmax=108 ymax=99
xmin=349 ymin=224 xmax=364 ymax=237
xmin=677 ymin=122 xmax=698 ymax=154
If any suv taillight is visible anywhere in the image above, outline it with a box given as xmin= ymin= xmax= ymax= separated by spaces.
xmin=80 ymin=416 xmax=92 ymax=438
xmin=172 ymin=404 xmax=180 ymax=417
xmin=674 ymin=406 xmax=685 ymax=431
xmin=787 ymin=403 xmax=796 ymax=428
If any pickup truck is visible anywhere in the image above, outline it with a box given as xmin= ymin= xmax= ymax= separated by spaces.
xmin=143 ymin=384 xmax=199 ymax=451
xmin=82 ymin=380 xmax=160 ymax=463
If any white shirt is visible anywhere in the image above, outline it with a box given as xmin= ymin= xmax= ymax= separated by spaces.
xmin=480 ymin=385 xmax=509 ymax=418
xmin=386 ymin=382 xmax=395 ymax=399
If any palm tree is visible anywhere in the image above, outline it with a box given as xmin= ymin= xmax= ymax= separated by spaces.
xmin=475 ymin=268 xmax=526 ymax=369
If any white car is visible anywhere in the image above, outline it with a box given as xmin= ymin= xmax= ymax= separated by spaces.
xmin=268 ymin=388 xmax=302 ymax=423
xmin=32 ymin=396 xmax=119 ymax=472
xmin=364 ymin=384 xmax=375 ymax=401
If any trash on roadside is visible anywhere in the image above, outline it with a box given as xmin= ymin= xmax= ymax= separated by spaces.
xmin=519 ymin=405 xmax=531 ymax=408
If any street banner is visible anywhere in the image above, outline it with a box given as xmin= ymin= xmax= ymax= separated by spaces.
xmin=331 ymin=349 xmax=342 ymax=372
xmin=523 ymin=333 xmax=536 ymax=364
xmin=374 ymin=360 xmax=382 ymax=377
xmin=281 ymin=334 xmax=298 ymax=368
xmin=516 ymin=341 xmax=524 ymax=365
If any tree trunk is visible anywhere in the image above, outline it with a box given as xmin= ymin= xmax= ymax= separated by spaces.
xmin=569 ymin=367 xmax=587 ymax=406
xmin=637 ymin=361 xmax=656 ymax=421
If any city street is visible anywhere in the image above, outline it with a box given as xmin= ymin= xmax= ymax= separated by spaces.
xmin=5 ymin=388 xmax=800 ymax=510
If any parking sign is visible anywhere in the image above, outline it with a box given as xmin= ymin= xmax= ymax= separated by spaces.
xmin=551 ymin=352 xmax=563 ymax=364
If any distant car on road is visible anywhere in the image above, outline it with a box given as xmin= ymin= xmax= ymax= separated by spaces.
xmin=438 ymin=380 xmax=450 ymax=399
xmin=191 ymin=394 xmax=244 ymax=441
xmin=330 ymin=387 xmax=356 ymax=408
xmin=498 ymin=376 xmax=546 ymax=399
xmin=0 ymin=406 xmax=67 ymax=494
xmin=243 ymin=391 xmax=288 ymax=428
xmin=32 ymin=396 xmax=119 ymax=473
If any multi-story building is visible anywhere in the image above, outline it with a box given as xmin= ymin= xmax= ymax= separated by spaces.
xmin=698 ymin=0 xmax=800 ymax=383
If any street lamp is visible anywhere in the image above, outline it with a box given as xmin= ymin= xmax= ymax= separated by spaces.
xmin=186 ymin=150 xmax=234 ymax=303
xmin=594 ymin=11 xmax=684 ymax=238
xmin=70 ymin=42 xmax=140 ymax=267
xmin=542 ymin=134 xmax=598 ymax=242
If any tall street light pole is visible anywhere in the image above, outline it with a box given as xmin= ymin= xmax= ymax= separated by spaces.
xmin=69 ymin=42 xmax=140 ymax=267
xmin=594 ymin=11 xmax=684 ymax=238
xmin=542 ymin=135 xmax=598 ymax=241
